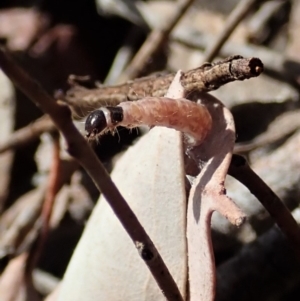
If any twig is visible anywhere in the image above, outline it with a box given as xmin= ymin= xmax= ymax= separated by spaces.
xmin=26 ymin=132 xmax=61 ymax=277
xmin=0 ymin=115 xmax=55 ymax=154
xmin=120 ymin=0 xmax=196 ymax=81
xmin=228 ymin=154 xmax=300 ymax=260
xmin=41 ymin=132 xmax=61 ymax=239
xmin=174 ymin=26 xmax=300 ymax=85
xmin=202 ymin=0 xmax=258 ymax=62
xmin=24 ymin=133 xmax=61 ymax=296
xmin=0 ymin=47 xmax=184 ymax=301
xmin=65 ymin=56 xmax=263 ymax=117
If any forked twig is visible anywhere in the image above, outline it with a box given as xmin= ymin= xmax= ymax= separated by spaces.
xmin=0 ymin=47 xmax=184 ymax=301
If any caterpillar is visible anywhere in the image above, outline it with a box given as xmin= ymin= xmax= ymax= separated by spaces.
xmin=85 ymin=97 xmax=212 ymax=146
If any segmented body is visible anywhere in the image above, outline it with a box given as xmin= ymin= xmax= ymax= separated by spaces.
xmin=85 ymin=97 xmax=212 ymax=146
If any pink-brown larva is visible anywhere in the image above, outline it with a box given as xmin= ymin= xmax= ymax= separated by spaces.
xmin=85 ymin=97 xmax=212 ymax=146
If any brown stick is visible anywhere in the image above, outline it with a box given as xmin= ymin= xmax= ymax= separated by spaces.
xmin=0 ymin=47 xmax=184 ymax=301
xmin=65 ymin=55 xmax=263 ymax=117
xmin=26 ymin=132 xmax=61 ymax=278
xmin=173 ymin=27 xmax=299 ymax=85
xmin=228 ymin=154 xmax=300 ymax=260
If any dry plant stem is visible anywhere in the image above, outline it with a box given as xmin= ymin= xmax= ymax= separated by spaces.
xmin=65 ymin=56 xmax=263 ymax=115
xmin=174 ymin=28 xmax=300 ymax=85
xmin=187 ymin=93 xmax=246 ymax=301
xmin=202 ymin=0 xmax=258 ymax=62
xmin=0 ymin=47 xmax=183 ymax=301
xmin=0 ymin=115 xmax=55 ymax=154
xmin=121 ymin=0 xmax=195 ymax=80
xmin=26 ymin=132 xmax=61 ymax=278
xmin=229 ymin=154 xmax=300 ymax=260
xmin=41 ymin=132 xmax=61 ymax=238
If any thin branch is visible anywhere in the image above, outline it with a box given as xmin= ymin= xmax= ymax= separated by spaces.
xmin=173 ymin=26 xmax=300 ymax=85
xmin=202 ymin=0 xmax=258 ymax=62
xmin=41 ymin=132 xmax=61 ymax=237
xmin=26 ymin=131 xmax=61 ymax=277
xmin=120 ymin=0 xmax=196 ymax=81
xmin=228 ymin=154 xmax=300 ymax=260
xmin=65 ymin=55 xmax=263 ymax=117
xmin=0 ymin=47 xmax=184 ymax=301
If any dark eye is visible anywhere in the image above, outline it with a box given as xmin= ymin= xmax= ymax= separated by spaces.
xmin=85 ymin=110 xmax=107 ymax=138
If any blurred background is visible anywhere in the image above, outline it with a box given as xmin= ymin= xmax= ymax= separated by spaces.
xmin=0 ymin=0 xmax=300 ymax=300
